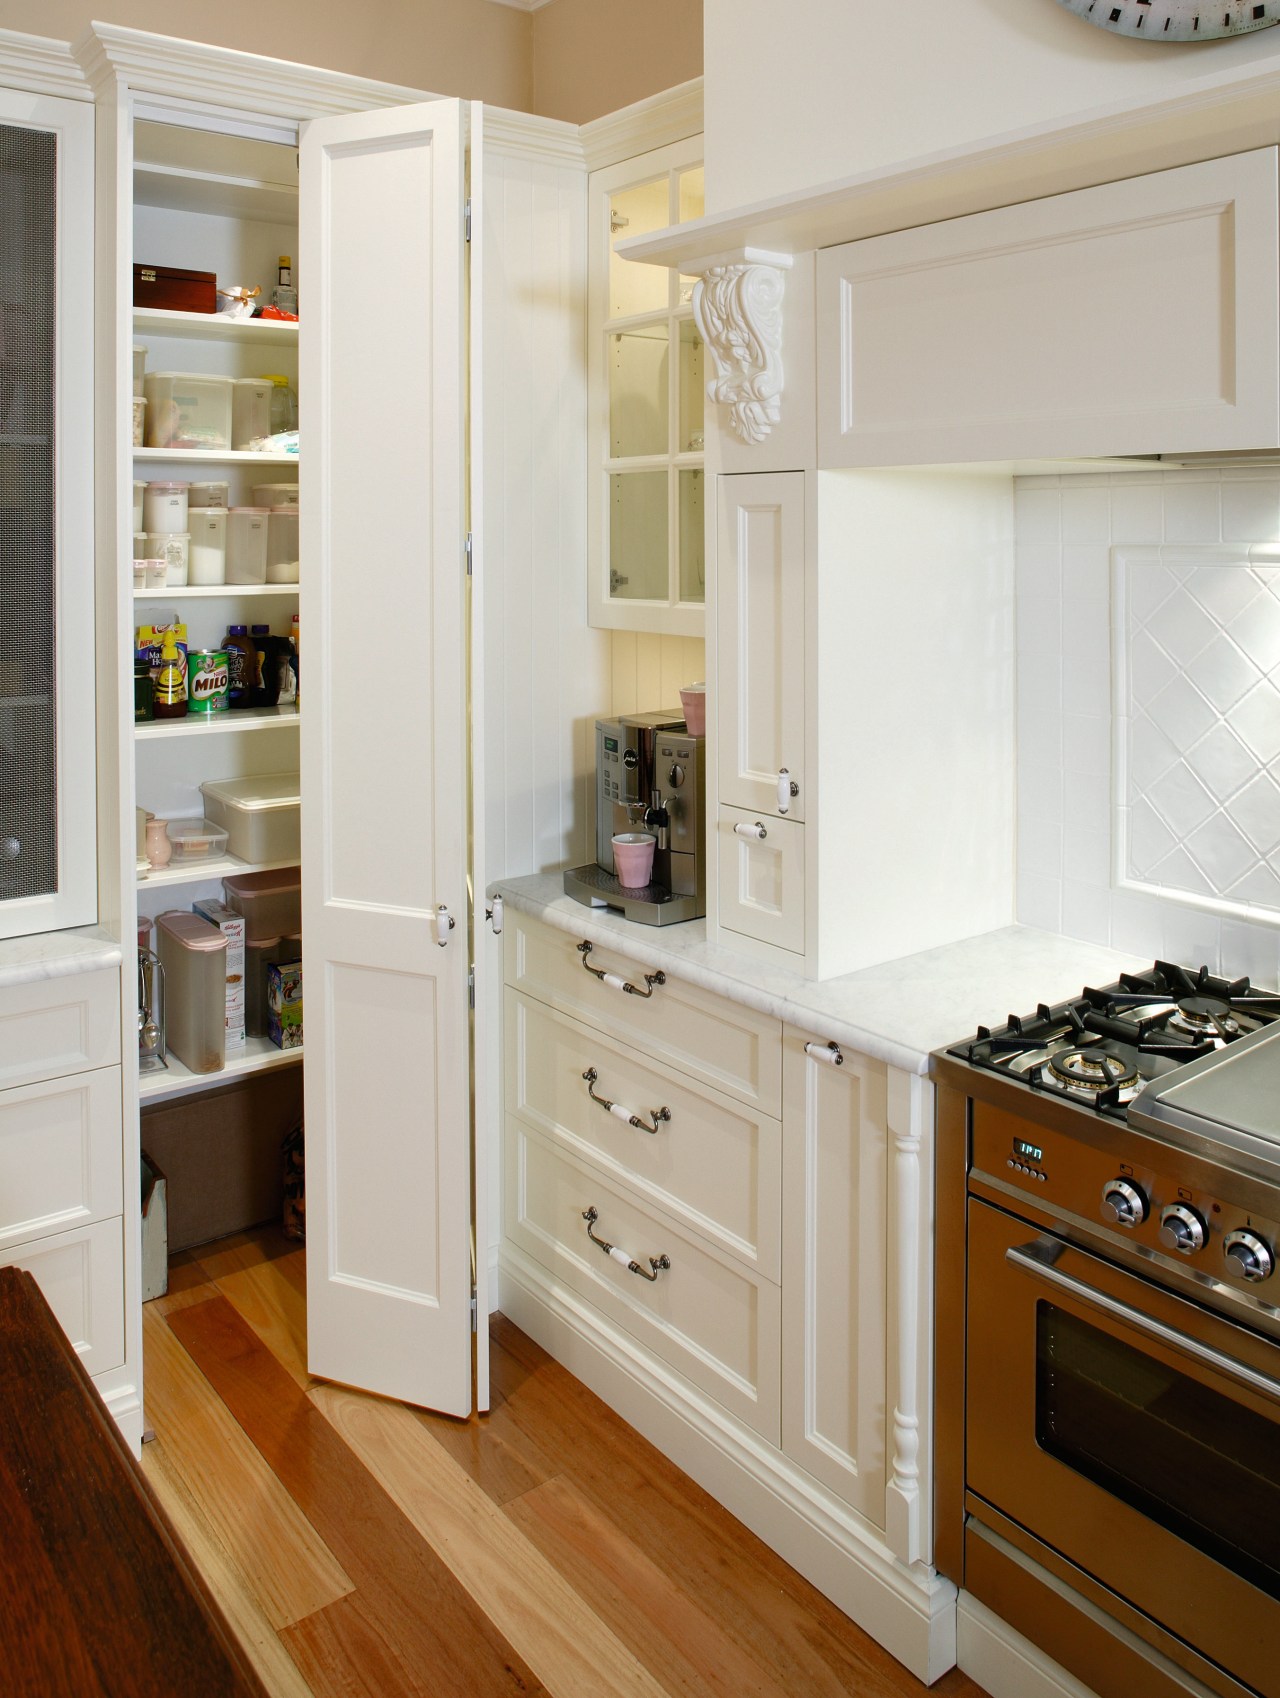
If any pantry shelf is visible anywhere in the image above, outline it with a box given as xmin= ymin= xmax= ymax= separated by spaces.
xmin=137 ymin=852 xmax=300 ymax=891
xmin=133 ymin=448 xmax=299 ymax=467
xmin=133 ymin=584 xmax=298 ymax=600
xmin=139 ymin=1035 xmax=302 ymax=1103
xmin=136 ymin=707 xmax=299 ymax=739
xmin=134 ymin=307 xmax=299 ymax=345
xmin=133 ymin=164 xmax=298 ymax=225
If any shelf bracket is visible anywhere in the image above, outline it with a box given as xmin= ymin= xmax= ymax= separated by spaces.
xmin=691 ymin=250 xmax=792 ymax=446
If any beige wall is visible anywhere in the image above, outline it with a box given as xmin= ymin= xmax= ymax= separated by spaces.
xmin=530 ymin=0 xmax=701 ymax=123
xmin=6 ymin=0 xmax=531 ymax=106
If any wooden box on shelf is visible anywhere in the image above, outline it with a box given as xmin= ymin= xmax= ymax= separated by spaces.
xmin=133 ymin=263 xmax=216 ymax=313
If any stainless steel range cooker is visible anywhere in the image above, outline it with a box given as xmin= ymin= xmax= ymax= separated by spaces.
xmin=932 ymin=961 xmax=1280 ymax=1698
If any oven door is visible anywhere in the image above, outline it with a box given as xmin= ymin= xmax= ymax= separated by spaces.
xmin=967 ymin=1196 xmax=1280 ymax=1697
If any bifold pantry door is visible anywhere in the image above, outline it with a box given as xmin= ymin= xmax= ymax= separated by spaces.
xmin=300 ymin=99 xmax=479 ymax=1415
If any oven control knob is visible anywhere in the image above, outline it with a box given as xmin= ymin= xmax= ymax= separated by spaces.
xmin=1159 ymin=1204 xmax=1206 ymax=1255
xmin=1223 ymin=1230 xmax=1274 ymax=1284
xmin=668 ymin=764 xmax=685 ymax=788
xmin=1101 ymin=1180 xmax=1147 ymax=1228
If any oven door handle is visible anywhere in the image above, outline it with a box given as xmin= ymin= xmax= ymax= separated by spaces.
xmin=1006 ymin=1241 xmax=1280 ymax=1407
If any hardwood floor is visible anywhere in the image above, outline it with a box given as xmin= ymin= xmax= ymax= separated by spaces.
xmin=140 ymin=1225 xmax=988 ymax=1698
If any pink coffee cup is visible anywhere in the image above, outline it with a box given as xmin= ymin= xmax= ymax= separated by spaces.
xmin=679 ymin=683 xmax=706 ymax=737
xmin=612 ymin=832 xmax=656 ymax=888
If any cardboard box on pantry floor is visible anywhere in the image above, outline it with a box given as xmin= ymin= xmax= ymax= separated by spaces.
xmin=268 ymin=958 xmax=302 ymax=1050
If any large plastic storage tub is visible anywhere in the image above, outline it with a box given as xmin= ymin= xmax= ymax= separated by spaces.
xmin=143 ymin=371 xmax=234 ymax=450
xmin=155 ymin=910 xmax=227 ymax=1074
xmin=222 ymin=866 xmax=301 ymax=942
xmin=200 ymin=772 xmax=300 ymax=862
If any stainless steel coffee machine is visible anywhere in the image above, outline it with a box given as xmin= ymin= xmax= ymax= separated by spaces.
xmin=563 ymin=710 xmax=706 ymax=925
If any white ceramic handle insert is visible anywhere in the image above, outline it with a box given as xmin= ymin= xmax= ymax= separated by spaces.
xmin=805 ymin=1040 xmax=844 ymax=1067
xmin=777 ymin=769 xmax=792 ymax=814
xmin=486 ymin=895 xmax=503 ymax=934
xmin=607 ymin=1245 xmax=634 ymax=1268
xmin=435 ymin=904 xmax=456 ymax=946
xmin=602 ymin=970 xmax=629 ymax=991
xmin=734 ymin=820 xmax=768 ymax=840
xmin=608 ymin=1100 xmax=635 ymax=1124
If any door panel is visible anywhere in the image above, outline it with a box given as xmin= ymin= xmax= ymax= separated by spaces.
xmin=301 ymin=99 xmax=474 ymax=1416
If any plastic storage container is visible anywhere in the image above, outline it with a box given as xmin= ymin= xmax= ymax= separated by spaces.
xmin=164 ymin=818 xmax=230 ymax=863
xmin=266 ymin=505 xmax=300 ymax=583
xmin=226 ymin=508 xmax=268 ymax=584
xmin=252 ymin=482 xmax=299 ymax=508
xmin=132 ymin=482 xmax=145 ymax=532
xmin=133 ymin=343 xmax=147 ymax=396
xmin=188 ymin=507 xmax=228 ymax=586
xmin=155 ymin=910 xmax=227 ymax=1074
xmin=244 ymin=934 xmax=283 ymax=1038
xmin=143 ymin=481 xmax=189 ymax=534
xmin=132 ymin=395 xmax=146 ymax=446
xmin=232 ymin=377 xmax=274 ymax=449
xmin=143 ymin=371 xmax=234 ymax=450
xmin=222 ymin=866 xmax=301 ymax=941
xmin=142 ymin=531 xmax=189 ymax=587
xmin=201 ymin=771 xmax=301 ymax=862
xmin=188 ymin=481 xmax=229 ymax=508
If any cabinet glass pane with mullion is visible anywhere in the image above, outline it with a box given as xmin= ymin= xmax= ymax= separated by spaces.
xmin=608 ymin=177 xmax=671 ymax=320
xmin=609 ymin=322 xmax=669 ymax=459
xmin=609 ymin=469 xmax=668 ymax=601
xmin=676 ymin=167 xmax=705 ymax=306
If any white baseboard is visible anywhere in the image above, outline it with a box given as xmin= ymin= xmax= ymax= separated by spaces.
xmin=100 ymin=1381 xmax=145 ymax=1457
xmin=958 ymin=1595 xmax=1101 ymax=1698
xmin=497 ymin=1246 xmax=956 ymax=1687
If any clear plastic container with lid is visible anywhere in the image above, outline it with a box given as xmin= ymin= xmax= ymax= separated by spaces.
xmin=252 ymin=482 xmax=299 ymax=508
xmin=222 ymin=865 xmax=301 ymax=941
xmin=155 ymin=910 xmax=227 ymax=1074
xmin=226 ymin=508 xmax=268 ymax=584
xmin=200 ymin=771 xmax=300 ymax=862
xmin=143 ymin=371 xmax=234 ymax=450
xmin=232 ymin=377 xmax=274 ymax=449
xmin=143 ymin=481 xmax=190 ymax=534
xmin=187 ymin=481 xmax=230 ymax=510
xmin=188 ymin=508 xmax=227 ymax=586
xmin=266 ymin=505 xmax=299 ymax=583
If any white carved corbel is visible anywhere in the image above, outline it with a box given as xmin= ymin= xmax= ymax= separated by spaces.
xmin=691 ymin=251 xmax=792 ymax=445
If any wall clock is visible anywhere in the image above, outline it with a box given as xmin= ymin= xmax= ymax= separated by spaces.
xmin=1053 ymin=0 xmax=1280 ymax=38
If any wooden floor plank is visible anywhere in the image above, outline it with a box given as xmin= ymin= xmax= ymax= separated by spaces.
xmin=313 ymin=1381 xmax=671 ymax=1698
xmin=167 ymin=1294 xmax=553 ymax=1698
xmin=213 ymin=1254 xmax=312 ymax=1390
xmin=487 ymin=1318 xmax=985 ymax=1698
xmin=142 ymin=1306 xmax=353 ymax=1630
xmin=139 ymin=1440 xmax=318 ymax=1698
xmin=281 ymin=1592 xmax=443 ymax=1698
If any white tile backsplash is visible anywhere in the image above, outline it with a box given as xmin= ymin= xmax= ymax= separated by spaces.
xmin=1015 ymin=469 xmax=1280 ymax=979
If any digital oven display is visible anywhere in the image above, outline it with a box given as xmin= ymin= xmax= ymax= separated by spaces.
xmin=604 ymin=736 xmax=618 ymax=752
xmin=1013 ymin=1138 xmax=1043 ymax=1163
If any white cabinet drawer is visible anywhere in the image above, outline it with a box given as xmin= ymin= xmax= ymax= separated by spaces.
xmin=505 ymin=911 xmax=782 ymax=1116
xmin=4 ymin=1216 xmax=125 ymax=1377
xmin=505 ymin=1119 xmax=781 ymax=1442
xmin=505 ymin=988 xmax=781 ymax=1278
xmin=0 ymin=969 xmax=120 ymax=1093
xmin=818 ymin=148 xmax=1280 ymax=466
xmin=717 ymin=806 xmax=805 ymax=956
xmin=0 ymin=1068 xmax=122 ymax=1251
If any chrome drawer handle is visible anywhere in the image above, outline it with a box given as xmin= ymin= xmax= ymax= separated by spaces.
xmin=582 ymin=1067 xmax=670 ymax=1135
xmin=734 ymin=820 xmax=767 ymax=840
xmin=804 ymin=1040 xmax=843 ymax=1067
xmin=578 ymin=939 xmax=666 ymax=998
xmin=582 ymin=1207 xmax=670 ymax=1282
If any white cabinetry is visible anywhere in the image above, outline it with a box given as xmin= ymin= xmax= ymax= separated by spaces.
xmin=710 ymin=467 xmax=1016 ymax=979
xmin=781 ymin=1027 xmax=887 ymax=1526
xmin=0 ymin=969 xmax=125 ymax=1386
xmin=0 ymin=87 xmax=96 ymax=939
xmin=817 ymin=148 xmax=1280 ymax=468
xmin=498 ymin=908 xmax=952 ymax=1685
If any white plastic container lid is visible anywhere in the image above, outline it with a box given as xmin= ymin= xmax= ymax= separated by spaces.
xmin=156 ymin=910 xmax=227 ymax=951
xmin=201 ymin=772 xmax=301 ymax=812
xmin=271 ymin=503 xmax=300 ymax=516
xmin=230 ymin=506 xmax=269 ymax=515
xmin=146 ymin=480 xmax=190 ymax=492
xmin=147 ymin=370 xmax=235 ymax=385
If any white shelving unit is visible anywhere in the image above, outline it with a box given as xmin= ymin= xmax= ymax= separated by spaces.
xmin=130 ymin=115 xmax=302 ymax=1129
xmin=139 ymin=1035 xmax=302 ymax=1103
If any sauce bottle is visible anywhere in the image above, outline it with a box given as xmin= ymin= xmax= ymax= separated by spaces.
xmin=224 ymin=623 xmax=258 ymax=710
xmin=153 ymin=625 xmax=187 ymax=718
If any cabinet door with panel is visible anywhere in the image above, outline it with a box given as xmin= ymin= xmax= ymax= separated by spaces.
xmin=716 ymin=471 xmax=805 ymax=821
xmin=781 ymin=1026 xmax=888 ymax=1527
xmin=818 ymin=148 xmax=1280 ymax=467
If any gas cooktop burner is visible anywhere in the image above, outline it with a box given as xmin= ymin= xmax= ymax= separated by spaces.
xmin=946 ymin=959 xmax=1280 ymax=1121
xmin=1048 ymin=1043 xmax=1140 ymax=1090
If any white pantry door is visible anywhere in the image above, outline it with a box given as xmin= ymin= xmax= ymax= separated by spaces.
xmin=300 ymin=99 xmax=477 ymax=1415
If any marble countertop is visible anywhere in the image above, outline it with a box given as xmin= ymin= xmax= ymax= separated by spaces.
xmin=494 ymin=874 xmax=1144 ymax=1076
xmin=0 ymin=927 xmax=123 ymax=989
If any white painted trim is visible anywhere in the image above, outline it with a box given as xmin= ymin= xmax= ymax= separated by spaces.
xmin=580 ymin=77 xmax=703 ymax=172
xmin=0 ymin=30 xmax=91 ymax=100
xmin=499 ymin=1243 xmax=958 ymax=1687
xmin=618 ymin=58 xmax=1280 ymax=268
xmin=100 ymin=1380 xmax=145 ymax=1456
xmin=958 ymin=1596 xmax=1102 ymax=1698
xmin=73 ymin=22 xmax=432 ymax=116
xmin=483 ymin=105 xmax=582 ymax=165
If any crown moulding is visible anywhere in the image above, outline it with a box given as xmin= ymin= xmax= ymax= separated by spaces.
xmin=692 ymin=254 xmax=791 ymax=445
xmin=0 ymin=30 xmax=91 ymax=100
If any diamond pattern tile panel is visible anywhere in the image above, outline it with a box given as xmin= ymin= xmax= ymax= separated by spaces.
xmin=1120 ymin=557 xmax=1280 ymax=918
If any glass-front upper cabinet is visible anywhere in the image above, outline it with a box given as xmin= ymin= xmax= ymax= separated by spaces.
xmin=0 ymin=91 xmax=96 ymax=938
xmin=588 ymin=139 xmax=705 ymax=635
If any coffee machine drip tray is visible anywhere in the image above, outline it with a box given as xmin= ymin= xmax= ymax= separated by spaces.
xmin=562 ymin=863 xmax=700 ymax=926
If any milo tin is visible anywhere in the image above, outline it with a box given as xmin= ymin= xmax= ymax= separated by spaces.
xmin=187 ymin=648 xmax=230 ymax=714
